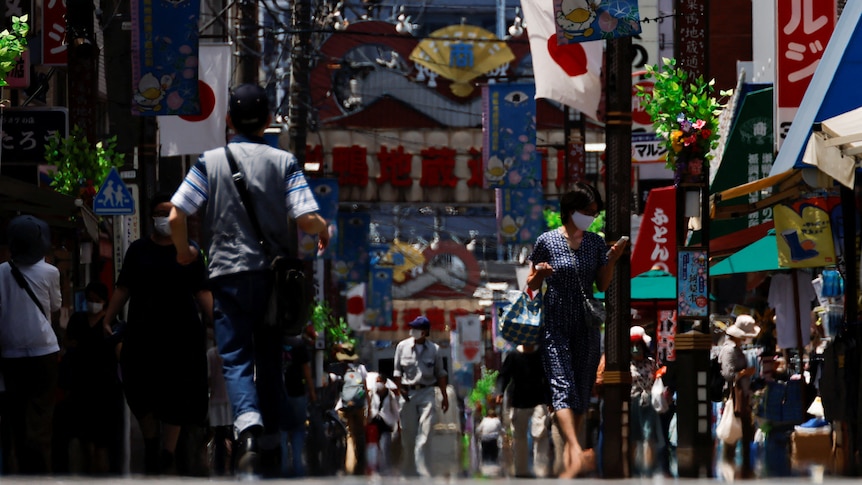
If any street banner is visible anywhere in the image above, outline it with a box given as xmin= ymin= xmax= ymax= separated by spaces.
xmin=774 ymin=197 xmax=838 ymax=268
xmin=131 ymin=0 xmax=201 ymax=115
xmin=677 ymin=249 xmax=708 ymax=317
xmin=367 ymin=266 xmax=393 ymax=328
xmin=346 ymin=282 xmax=367 ymax=331
xmin=158 ymin=44 xmax=230 ymax=155
xmin=334 ymin=212 xmax=370 ymax=283
xmin=42 ymin=0 xmax=67 ymax=65
xmin=298 ymin=178 xmax=339 ymax=260
xmin=520 ymin=0 xmax=602 ymax=119
xmin=552 ymin=0 xmax=642 ymax=43
xmin=775 ymin=0 xmax=835 ymax=149
xmin=496 ymin=187 xmax=544 ymax=245
xmin=456 ymin=314 xmax=483 ymax=364
xmin=482 ymin=83 xmax=539 ymax=188
xmin=631 ymin=186 xmax=676 ymax=277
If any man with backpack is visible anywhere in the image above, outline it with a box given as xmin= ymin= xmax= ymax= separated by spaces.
xmin=334 ymin=342 xmax=368 ymax=475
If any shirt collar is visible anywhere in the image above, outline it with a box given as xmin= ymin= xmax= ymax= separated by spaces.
xmin=229 ymin=133 xmax=267 ymax=145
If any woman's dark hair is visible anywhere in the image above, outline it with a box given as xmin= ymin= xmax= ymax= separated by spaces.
xmin=85 ymin=281 xmax=109 ymax=303
xmin=559 ymin=182 xmax=604 ymax=221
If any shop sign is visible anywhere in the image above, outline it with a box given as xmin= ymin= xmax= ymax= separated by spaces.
xmin=0 ymin=108 xmax=68 ymax=162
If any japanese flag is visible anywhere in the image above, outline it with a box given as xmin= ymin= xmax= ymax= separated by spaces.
xmin=158 ymin=44 xmax=231 ymax=156
xmin=346 ymin=282 xmax=368 ymax=331
xmin=520 ymin=0 xmax=603 ymax=119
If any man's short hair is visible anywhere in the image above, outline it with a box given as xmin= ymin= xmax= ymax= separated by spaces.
xmin=229 ymin=84 xmax=270 ymax=135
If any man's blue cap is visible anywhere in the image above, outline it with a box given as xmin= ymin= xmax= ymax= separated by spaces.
xmin=408 ymin=316 xmax=430 ymax=329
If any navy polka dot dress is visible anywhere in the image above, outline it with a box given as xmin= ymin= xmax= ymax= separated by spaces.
xmin=529 ymin=229 xmax=607 ymax=413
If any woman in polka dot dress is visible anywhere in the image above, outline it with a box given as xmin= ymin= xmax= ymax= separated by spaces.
xmin=526 ymin=183 xmax=627 ymax=478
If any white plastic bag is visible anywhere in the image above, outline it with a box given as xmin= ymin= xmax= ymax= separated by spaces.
xmin=651 ymin=377 xmax=670 ymax=414
xmin=716 ymin=397 xmax=742 ymax=445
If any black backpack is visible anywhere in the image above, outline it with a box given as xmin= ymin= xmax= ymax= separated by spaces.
xmin=708 ymin=354 xmax=726 ymax=402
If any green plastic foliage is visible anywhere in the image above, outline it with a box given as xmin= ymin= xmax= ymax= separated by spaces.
xmin=0 ymin=16 xmax=28 ymax=87
xmin=44 ymin=125 xmax=126 ymax=198
xmin=468 ymin=368 xmax=498 ymax=415
xmin=310 ymin=300 xmax=355 ymax=354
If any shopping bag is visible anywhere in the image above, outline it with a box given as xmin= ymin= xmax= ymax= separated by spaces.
xmin=716 ymin=397 xmax=742 ymax=445
xmin=500 ymin=290 xmax=543 ymax=345
xmin=651 ymin=377 xmax=670 ymax=414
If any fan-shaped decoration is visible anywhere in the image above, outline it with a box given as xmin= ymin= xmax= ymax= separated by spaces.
xmin=410 ymin=25 xmax=515 ymax=96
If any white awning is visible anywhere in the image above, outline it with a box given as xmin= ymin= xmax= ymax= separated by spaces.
xmin=801 ymin=106 xmax=862 ymax=188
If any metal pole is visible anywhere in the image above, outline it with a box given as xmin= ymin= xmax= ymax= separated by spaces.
xmin=288 ymin=0 xmax=311 ymax=161
xmin=600 ymin=34 xmax=633 ymax=479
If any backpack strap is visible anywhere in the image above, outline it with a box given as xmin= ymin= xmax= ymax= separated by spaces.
xmin=224 ymin=146 xmax=270 ymax=259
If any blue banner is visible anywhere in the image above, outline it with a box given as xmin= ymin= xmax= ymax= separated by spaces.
xmin=367 ymin=266 xmax=393 ymax=327
xmin=131 ymin=0 xmax=201 ymax=115
xmin=496 ymin=187 xmax=545 ymax=244
xmin=334 ymin=212 xmax=370 ymax=283
xmin=298 ymin=178 xmax=340 ymax=260
xmin=482 ymin=83 xmax=540 ymax=188
xmin=553 ymin=0 xmax=641 ymax=43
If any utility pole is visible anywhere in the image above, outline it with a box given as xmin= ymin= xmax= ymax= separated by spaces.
xmin=288 ymin=0 xmax=311 ymax=162
xmin=600 ymin=34 xmax=633 ymax=479
xmin=236 ymin=0 xmax=260 ymax=84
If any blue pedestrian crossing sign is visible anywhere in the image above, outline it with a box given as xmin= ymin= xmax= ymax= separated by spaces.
xmin=93 ymin=168 xmax=135 ymax=215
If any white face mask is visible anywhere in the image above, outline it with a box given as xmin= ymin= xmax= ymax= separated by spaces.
xmin=375 ymin=382 xmax=386 ymax=392
xmin=87 ymin=301 xmax=104 ymax=314
xmin=153 ymin=216 xmax=172 ymax=236
xmin=571 ymin=211 xmax=596 ymax=231
xmin=409 ymin=329 xmax=425 ymax=340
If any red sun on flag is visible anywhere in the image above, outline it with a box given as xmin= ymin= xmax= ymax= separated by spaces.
xmin=546 ymin=37 xmax=588 ymax=77
xmin=179 ymin=80 xmax=216 ymax=122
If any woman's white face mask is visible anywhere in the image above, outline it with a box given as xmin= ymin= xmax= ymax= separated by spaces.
xmin=153 ymin=216 xmax=172 ymax=236
xmin=571 ymin=211 xmax=596 ymax=231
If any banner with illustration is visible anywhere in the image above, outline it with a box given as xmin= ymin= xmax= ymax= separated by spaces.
xmin=496 ymin=187 xmax=544 ymax=244
xmin=553 ymin=0 xmax=641 ymax=44
xmin=677 ymin=249 xmax=708 ymax=317
xmin=334 ymin=212 xmax=371 ymax=283
xmin=482 ymin=83 xmax=540 ymax=188
xmin=298 ymin=178 xmax=340 ymax=260
xmin=367 ymin=266 xmax=393 ymax=327
xmin=131 ymin=0 xmax=201 ymax=115
xmin=774 ymin=197 xmax=839 ymax=268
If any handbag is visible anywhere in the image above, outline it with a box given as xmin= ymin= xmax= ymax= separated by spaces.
xmin=500 ymin=290 xmax=543 ymax=345
xmin=716 ymin=396 xmax=742 ymax=444
xmin=569 ymin=248 xmax=605 ymax=328
xmin=225 ymin=147 xmax=309 ymax=335
xmin=651 ymin=376 xmax=670 ymax=414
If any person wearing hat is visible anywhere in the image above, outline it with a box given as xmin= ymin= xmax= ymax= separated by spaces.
xmin=169 ymin=83 xmax=331 ymax=476
xmin=0 ymin=215 xmax=62 ymax=474
xmin=629 ymin=326 xmax=665 ymax=476
xmin=393 ymin=315 xmax=449 ymax=477
xmin=718 ymin=314 xmax=760 ymax=478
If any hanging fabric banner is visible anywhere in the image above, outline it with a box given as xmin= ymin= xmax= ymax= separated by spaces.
xmin=678 ymin=249 xmax=708 ymax=317
xmin=552 ymin=0 xmax=642 ymax=43
xmin=367 ymin=266 xmax=393 ymax=328
xmin=631 ymin=186 xmax=676 ymax=277
xmin=334 ymin=212 xmax=371 ymax=283
xmin=482 ymin=83 xmax=540 ymax=188
xmin=774 ymin=197 xmax=839 ymax=268
xmin=131 ymin=0 xmax=201 ymax=115
xmin=496 ymin=187 xmax=544 ymax=244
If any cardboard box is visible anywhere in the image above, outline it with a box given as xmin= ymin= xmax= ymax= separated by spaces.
xmin=791 ymin=431 xmax=832 ymax=470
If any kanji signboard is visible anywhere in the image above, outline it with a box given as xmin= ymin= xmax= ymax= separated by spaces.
xmin=0 ymin=108 xmax=68 ymax=162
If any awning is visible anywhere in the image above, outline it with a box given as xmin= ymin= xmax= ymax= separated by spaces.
xmin=710 ymin=170 xmax=805 ymax=220
xmin=710 ymin=230 xmax=780 ymax=276
xmin=0 ymin=175 xmax=99 ymax=240
xmin=801 ymin=105 xmax=862 ymax=188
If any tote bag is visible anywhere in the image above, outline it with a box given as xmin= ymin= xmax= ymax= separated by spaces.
xmin=500 ymin=290 xmax=543 ymax=345
xmin=716 ymin=397 xmax=742 ymax=445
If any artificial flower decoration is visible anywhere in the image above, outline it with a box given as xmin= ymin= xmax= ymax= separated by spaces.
xmin=636 ymin=58 xmax=729 ymax=184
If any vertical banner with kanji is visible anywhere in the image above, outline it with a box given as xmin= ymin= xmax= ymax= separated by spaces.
xmin=677 ymin=249 xmax=708 ymax=317
xmin=482 ymin=83 xmax=540 ymax=188
xmin=496 ymin=188 xmax=544 ymax=244
xmin=553 ymin=0 xmax=641 ymax=43
xmin=334 ymin=212 xmax=370 ymax=283
xmin=631 ymin=186 xmax=676 ymax=277
xmin=675 ymin=0 xmax=707 ymax=81
xmin=456 ymin=314 xmax=482 ymax=364
xmin=42 ymin=0 xmax=67 ymax=65
xmin=131 ymin=0 xmax=201 ymax=115
xmin=775 ymin=0 xmax=835 ymax=149
xmin=657 ymin=309 xmax=677 ymax=363
xmin=774 ymin=197 xmax=839 ymax=268
xmin=299 ymin=178 xmax=339 ymax=260
xmin=367 ymin=266 xmax=393 ymax=327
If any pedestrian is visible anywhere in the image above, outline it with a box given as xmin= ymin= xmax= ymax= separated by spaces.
xmin=0 ymin=215 xmax=62 ymax=475
xmin=393 ymin=315 xmax=449 ymax=477
xmin=495 ymin=343 xmax=551 ymax=478
xmin=629 ymin=326 xmax=665 ymax=476
xmin=59 ymin=281 xmax=123 ymax=474
xmin=475 ymin=408 xmax=503 ymax=467
xmin=526 ymin=183 xmax=627 ymax=478
xmin=366 ymin=372 xmax=400 ymax=475
xmin=718 ymin=314 xmax=760 ymax=479
xmin=334 ymin=342 xmax=368 ymax=475
xmin=281 ymin=334 xmax=316 ymax=477
xmin=169 ymin=83 xmax=330 ymax=477
xmin=103 ymin=193 xmax=212 ymax=475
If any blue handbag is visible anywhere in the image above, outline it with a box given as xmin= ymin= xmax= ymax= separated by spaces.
xmin=500 ymin=290 xmax=543 ymax=345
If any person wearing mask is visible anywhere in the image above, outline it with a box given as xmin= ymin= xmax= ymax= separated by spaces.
xmin=0 ymin=215 xmax=62 ymax=474
xmin=169 ymin=83 xmax=329 ymax=477
xmin=718 ymin=315 xmax=760 ymax=479
xmin=393 ymin=316 xmax=448 ymax=477
xmin=60 ymin=281 xmax=123 ymax=474
xmin=495 ymin=343 xmax=551 ymax=478
xmin=526 ymin=183 xmax=627 ymax=478
xmin=104 ymin=193 xmax=212 ymax=475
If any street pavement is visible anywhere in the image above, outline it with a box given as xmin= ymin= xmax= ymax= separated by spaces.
xmin=0 ymin=474 xmax=854 ymax=484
